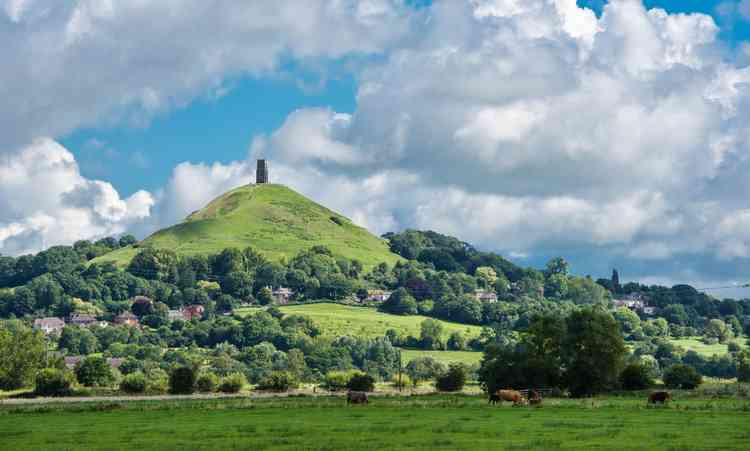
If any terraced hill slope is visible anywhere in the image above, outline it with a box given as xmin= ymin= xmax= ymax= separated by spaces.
xmin=94 ymin=184 xmax=401 ymax=269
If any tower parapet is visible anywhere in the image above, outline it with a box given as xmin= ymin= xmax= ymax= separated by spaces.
xmin=256 ymin=159 xmax=268 ymax=184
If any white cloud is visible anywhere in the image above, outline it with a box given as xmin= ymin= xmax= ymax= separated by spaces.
xmin=0 ymin=139 xmax=153 ymax=255
xmin=740 ymin=0 xmax=750 ymax=20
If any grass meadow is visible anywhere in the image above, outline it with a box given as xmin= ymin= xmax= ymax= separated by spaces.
xmin=1 ymin=393 xmax=749 ymax=450
xmin=669 ymin=336 xmax=747 ymax=357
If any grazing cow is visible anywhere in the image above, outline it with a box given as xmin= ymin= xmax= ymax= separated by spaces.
xmin=528 ymin=389 xmax=543 ymax=406
xmin=648 ymin=391 xmax=671 ymax=404
xmin=347 ymin=391 xmax=369 ymax=404
xmin=490 ymin=389 xmax=526 ymax=406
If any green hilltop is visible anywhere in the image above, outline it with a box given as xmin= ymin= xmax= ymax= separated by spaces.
xmin=93 ymin=184 xmax=402 ymax=269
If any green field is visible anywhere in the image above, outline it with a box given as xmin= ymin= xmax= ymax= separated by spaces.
xmin=1 ymin=395 xmax=749 ymax=450
xmin=239 ymin=303 xmax=483 ymax=341
xmin=400 ymin=349 xmax=483 ymax=366
xmin=93 ymin=184 xmax=401 ymax=269
xmin=668 ymin=336 xmax=747 ymax=357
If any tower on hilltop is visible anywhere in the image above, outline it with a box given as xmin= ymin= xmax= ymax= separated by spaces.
xmin=256 ymin=159 xmax=268 ymax=184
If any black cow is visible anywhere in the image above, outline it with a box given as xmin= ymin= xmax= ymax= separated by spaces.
xmin=347 ymin=391 xmax=369 ymax=404
xmin=648 ymin=391 xmax=671 ymax=404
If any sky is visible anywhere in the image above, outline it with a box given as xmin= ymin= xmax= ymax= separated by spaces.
xmin=4 ymin=0 xmax=750 ymax=294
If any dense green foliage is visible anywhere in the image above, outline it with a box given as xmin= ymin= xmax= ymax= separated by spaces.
xmin=256 ymin=371 xmax=297 ymax=392
xmin=34 ymin=368 xmax=74 ymax=397
xmin=436 ymin=363 xmax=467 ymax=392
xmin=75 ymin=356 xmax=114 ymax=387
xmin=346 ymin=372 xmax=375 ymax=392
xmin=0 ymin=322 xmax=45 ymax=390
xmin=619 ymin=363 xmax=654 ymax=390
xmin=663 ymin=364 xmax=703 ymax=390
xmin=169 ymin=366 xmax=197 ymax=395
xmin=119 ymin=372 xmax=147 ymax=394
xmin=218 ymin=372 xmax=246 ymax=393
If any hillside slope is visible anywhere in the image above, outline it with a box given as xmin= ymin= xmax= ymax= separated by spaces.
xmin=94 ymin=184 xmax=401 ymax=269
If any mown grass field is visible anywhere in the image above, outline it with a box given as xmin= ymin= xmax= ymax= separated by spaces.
xmin=239 ymin=303 xmax=483 ymax=341
xmin=1 ymin=394 xmax=749 ymax=450
xmin=669 ymin=336 xmax=747 ymax=357
xmin=93 ymin=184 xmax=402 ymax=269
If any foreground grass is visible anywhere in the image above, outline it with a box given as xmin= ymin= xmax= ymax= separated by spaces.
xmin=238 ymin=303 xmax=483 ymax=342
xmin=2 ymin=395 xmax=749 ymax=450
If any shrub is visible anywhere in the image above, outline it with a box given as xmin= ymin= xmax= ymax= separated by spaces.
xmin=218 ymin=372 xmax=247 ymax=393
xmin=738 ymin=359 xmax=750 ymax=383
xmin=75 ymin=356 xmax=114 ymax=387
xmin=663 ymin=364 xmax=703 ymax=389
xmin=727 ymin=341 xmax=742 ymax=353
xmin=34 ymin=368 xmax=74 ymax=397
xmin=619 ymin=363 xmax=653 ymax=390
xmin=196 ymin=372 xmax=219 ymax=393
xmin=324 ymin=371 xmax=355 ymax=391
xmin=347 ymin=373 xmax=375 ymax=392
xmin=120 ymin=372 xmax=147 ymax=394
xmin=702 ymin=336 xmax=719 ymax=345
xmin=436 ymin=363 xmax=467 ymax=392
xmin=169 ymin=366 xmax=197 ymax=394
xmin=257 ymin=371 xmax=298 ymax=392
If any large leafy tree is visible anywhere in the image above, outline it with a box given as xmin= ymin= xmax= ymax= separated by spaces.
xmin=563 ymin=308 xmax=627 ymax=397
xmin=0 ymin=321 xmax=46 ymax=390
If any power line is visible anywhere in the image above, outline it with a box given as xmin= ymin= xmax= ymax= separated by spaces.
xmin=697 ymin=283 xmax=750 ymax=291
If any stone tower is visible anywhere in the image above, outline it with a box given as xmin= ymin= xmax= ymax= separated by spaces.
xmin=256 ymin=159 xmax=268 ymax=184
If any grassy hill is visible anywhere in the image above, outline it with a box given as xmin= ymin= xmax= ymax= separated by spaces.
xmin=93 ymin=184 xmax=401 ymax=269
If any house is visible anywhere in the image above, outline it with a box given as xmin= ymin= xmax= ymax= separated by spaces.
xmin=366 ymin=290 xmax=392 ymax=302
xmin=272 ymin=287 xmax=295 ymax=305
xmin=475 ymin=289 xmax=498 ymax=303
xmin=69 ymin=313 xmax=97 ymax=327
xmin=613 ymin=299 xmax=645 ymax=310
xmin=114 ymin=312 xmax=140 ymax=327
xmin=63 ymin=356 xmax=83 ymax=370
xmin=168 ymin=309 xmax=184 ymax=322
xmin=642 ymin=306 xmax=656 ymax=315
xmin=33 ymin=317 xmax=65 ymax=335
xmin=182 ymin=305 xmax=205 ymax=321
xmin=107 ymin=358 xmax=124 ymax=370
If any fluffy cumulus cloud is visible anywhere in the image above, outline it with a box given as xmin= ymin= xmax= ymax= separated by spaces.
xmin=0 ymin=139 xmax=153 ymax=254
xmin=5 ymin=0 xmax=750 ymax=286
xmin=247 ymin=0 xmax=750 ymax=284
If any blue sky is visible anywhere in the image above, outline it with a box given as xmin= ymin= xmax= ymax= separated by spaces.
xmin=5 ymin=0 xmax=750 ymax=291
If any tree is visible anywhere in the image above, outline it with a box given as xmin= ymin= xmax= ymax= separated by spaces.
xmin=380 ymin=288 xmax=418 ymax=315
xmin=419 ymin=319 xmax=444 ymax=350
xmin=613 ymin=307 xmax=642 ymax=339
xmin=563 ymin=308 xmax=627 ymax=397
xmin=662 ymin=304 xmax=689 ymax=326
xmin=663 ymin=364 xmax=702 ymax=389
xmin=118 ymin=235 xmax=138 ymax=247
xmin=447 ymin=331 xmax=466 ymax=350
xmin=475 ymin=266 xmax=497 ymax=288
xmin=169 ymin=366 xmax=198 ymax=394
xmin=406 ymin=357 xmax=446 ymax=385
xmin=705 ymin=319 xmax=733 ymax=343
xmin=221 ymin=271 xmax=254 ymax=300
xmin=75 ymin=356 xmax=114 ymax=387
xmin=619 ymin=363 xmax=653 ymax=390
xmin=120 ymin=372 xmax=147 ymax=394
xmin=546 ymin=257 xmax=569 ymax=276
xmin=0 ymin=321 xmax=46 ymax=390
xmin=436 ymin=363 xmax=467 ymax=392
xmin=347 ymin=372 xmax=375 ymax=392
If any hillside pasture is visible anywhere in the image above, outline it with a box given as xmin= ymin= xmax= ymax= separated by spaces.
xmin=400 ymin=349 xmax=483 ymax=366
xmin=237 ymin=303 xmax=483 ymax=341
xmin=669 ymin=336 xmax=748 ymax=357
xmin=1 ymin=394 xmax=749 ymax=450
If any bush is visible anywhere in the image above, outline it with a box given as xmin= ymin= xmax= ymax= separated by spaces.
xmin=75 ymin=356 xmax=114 ymax=387
xmin=120 ymin=372 xmax=147 ymax=394
xmin=347 ymin=373 xmax=375 ymax=392
xmin=34 ymin=368 xmax=74 ymax=397
xmin=169 ymin=366 xmax=197 ymax=394
xmin=324 ymin=370 xmax=356 ymax=391
xmin=727 ymin=341 xmax=742 ymax=353
xmin=619 ymin=363 xmax=653 ymax=390
xmin=702 ymin=336 xmax=719 ymax=345
xmin=218 ymin=372 xmax=247 ymax=393
xmin=257 ymin=371 xmax=297 ymax=392
xmin=436 ymin=363 xmax=467 ymax=392
xmin=196 ymin=372 xmax=219 ymax=392
xmin=663 ymin=364 xmax=703 ymax=389
xmin=737 ymin=359 xmax=750 ymax=383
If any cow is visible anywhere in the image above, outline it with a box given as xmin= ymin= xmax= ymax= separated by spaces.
xmin=648 ymin=391 xmax=671 ymax=404
xmin=490 ymin=389 xmax=526 ymax=406
xmin=528 ymin=389 xmax=543 ymax=406
xmin=347 ymin=391 xmax=369 ymax=404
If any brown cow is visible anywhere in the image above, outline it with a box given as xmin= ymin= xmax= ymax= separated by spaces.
xmin=490 ymin=389 xmax=526 ymax=406
xmin=648 ymin=391 xmax=671 ymax=404
xmin=347 ymin=391 xmax=369 ymax=404
xmin=528 ymin=389 xmax=543 ymax=406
